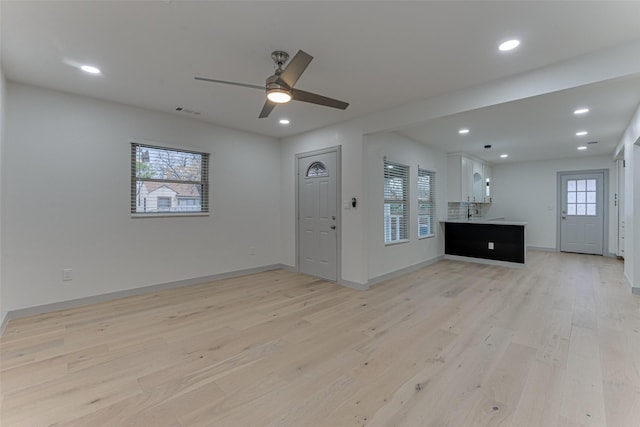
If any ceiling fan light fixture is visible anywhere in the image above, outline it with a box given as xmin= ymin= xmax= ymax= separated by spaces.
xmin=266 ymin=88 xmax=292 ymax=104
xmin=196 ymin=50 xmax=348 ymax=118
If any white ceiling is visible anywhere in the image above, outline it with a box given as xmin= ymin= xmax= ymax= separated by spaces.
xmin=397 ymin=74 xmax=640 ymax=164
xmin=2 ymin=1 xmax=640 ymax=162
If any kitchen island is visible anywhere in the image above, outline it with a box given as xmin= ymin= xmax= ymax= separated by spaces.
xmin=442 ymin=218 xmax=527 ymax=265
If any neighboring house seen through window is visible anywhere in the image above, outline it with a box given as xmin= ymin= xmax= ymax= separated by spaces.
xmin=157 ymin=197 xmax=172 ymax=211
xmin=131 ymin=143 xmax=209 ymax=215
xmin=177 ymin=197 xmax=199 ymax=207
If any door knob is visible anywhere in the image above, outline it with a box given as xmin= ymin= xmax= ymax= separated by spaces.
xmin=330 ymin=225 xmax=336 ymax=229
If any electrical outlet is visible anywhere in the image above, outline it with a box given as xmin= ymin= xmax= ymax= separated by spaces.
xmin=249 ymin=247 xmax=256 ymax=256
xmin=488 ymin=242 xmax=495 ymax=250
xmin=63 ymin=268 xmax=73 ymax=281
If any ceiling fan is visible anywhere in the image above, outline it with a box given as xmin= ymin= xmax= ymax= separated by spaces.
xmin=195 ymin=50 xmax=349 ymax=118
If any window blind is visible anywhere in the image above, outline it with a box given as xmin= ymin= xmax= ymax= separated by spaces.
xmin=418 ymin=168 xmax=436 ymax=238
xmin=130 ymin=143 xmax=209 ymax=215
xmin=384 ymin=159 xmax=409 ymax=243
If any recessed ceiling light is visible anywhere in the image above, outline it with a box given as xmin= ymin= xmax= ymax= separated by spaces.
xmin=500 ymin=154 xmax=509 ymax=158
xmin=577 ymin=146 xmax=588 ymax=150
xmin=458 ymin=128 xmax=470 ymax=134
xmin=574 ymin=108 xmax=589 ymax=115
xmin=498 ymin=39 xmax=520 ymax=52
xmin=279 ymin=119 xmax=290 ymax=125
xmin=80 ymin=65 xmax=101 ymax=74
xmin=576 ymin=131 xmax=588 ymax=136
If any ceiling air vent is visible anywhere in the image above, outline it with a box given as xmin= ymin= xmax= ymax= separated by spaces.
xmin=175 ymin=107 xmax=201 ymax=115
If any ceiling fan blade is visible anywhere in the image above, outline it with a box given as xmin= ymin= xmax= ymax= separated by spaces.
xmin=290 ymin=88 xmax=349 ymax=110
xmin=194 ymin=77 xmax=264 ymax=90
xmin=278 ymin=50 xmax=313 ymax=88
xmin=259 ymin=100 xmax=277 ymax=118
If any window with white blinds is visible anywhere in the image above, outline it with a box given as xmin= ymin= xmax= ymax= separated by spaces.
xmin=418 ymin=168 xmax=436 ymax=238
xmin=131 ymin=143 xmax=209 ymax=215
xmin=384 ymin=159 xmax=409 ymax=244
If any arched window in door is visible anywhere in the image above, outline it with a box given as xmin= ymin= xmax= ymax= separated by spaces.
xmin=306 ymin=161 xmax=328 ymax=177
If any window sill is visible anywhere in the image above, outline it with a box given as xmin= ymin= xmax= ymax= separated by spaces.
xmin=419 ymin=234 xmax=436 ymax=240
xmin=131 ymin=212 xmax=210 ymax=219
xmin=385 ymin=239 xmax=409 ymax=246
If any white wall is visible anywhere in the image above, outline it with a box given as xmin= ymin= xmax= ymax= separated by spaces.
xmin=279 ymin=41 xmax=640 ymax=287
xmin=490 ymin=155 xmax=617 ymax=252
xmin=4 ymin=82 xmax=281 ymax=313
xmin=4 ymin=39 xmax=639 ymax=320
xmin=279 ymin=122 xmax=367 ymax=285
xmin=0 ymin=65 xmax=6 ymax=325
xmin=364 ymin=132 xmax=446 ymax=281
xmin=634 ymin=143 xmax=640 ymax=292
xmin=615 ymin=104 xmax=640 ymax=291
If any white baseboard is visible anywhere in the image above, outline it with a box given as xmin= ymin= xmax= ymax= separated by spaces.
xmin=338 ymin=279 xmax=369 ymax=291
xmin=0 ymin=312 xmax=6 ymax=337
xmin=624 ymin=272 xmax=640 ymax=295
xmin=527 ymin=246 xmax=557 ymax=252
xmin=367 ymin=255 xmax=444 ymax=288
xmin=529 ymin=246 xmax=618 ymax=259
xmin=444 ymin=254 xmax=525 ymax=268
xmin=1 ymin=264 xmax=287 ymax=336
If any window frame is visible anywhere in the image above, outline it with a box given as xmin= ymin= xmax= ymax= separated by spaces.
xmin=417 ymin=167 xmax=436 ymax=239
xmin=157 ymin=196 xmax=172 ymax=211
xmin=566 ymin=178 xmax=597 ymax=217
xmin=383 ymin=158 xmax=409 ymax=245
xmin=130 ymin=142 xmax=210 ymax=218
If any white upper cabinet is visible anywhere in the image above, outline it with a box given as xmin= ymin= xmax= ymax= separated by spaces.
xmin=448 ymin=155 xmax=470 ymax=202
xmin=447 ymin=154 xmax=492 ymax=203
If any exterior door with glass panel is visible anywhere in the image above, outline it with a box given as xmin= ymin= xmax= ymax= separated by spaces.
xmin=560 ymin=172 xmax=604 ymax=255
xmin=297 ymin=150 xmax=338 ymax=281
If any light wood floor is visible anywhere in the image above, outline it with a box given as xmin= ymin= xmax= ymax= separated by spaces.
xmin=1 ymin=251 xmax=639 ymax=426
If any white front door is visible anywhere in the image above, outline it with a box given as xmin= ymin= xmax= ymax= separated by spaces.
xmin=560 ymin=172 xmax=605 ymax=255
xmin=297 ymin=150 xmax=338 ymax=281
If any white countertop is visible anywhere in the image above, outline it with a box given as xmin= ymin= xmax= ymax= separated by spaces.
xmin=441 ymin=217 xmax=527 ymax=226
